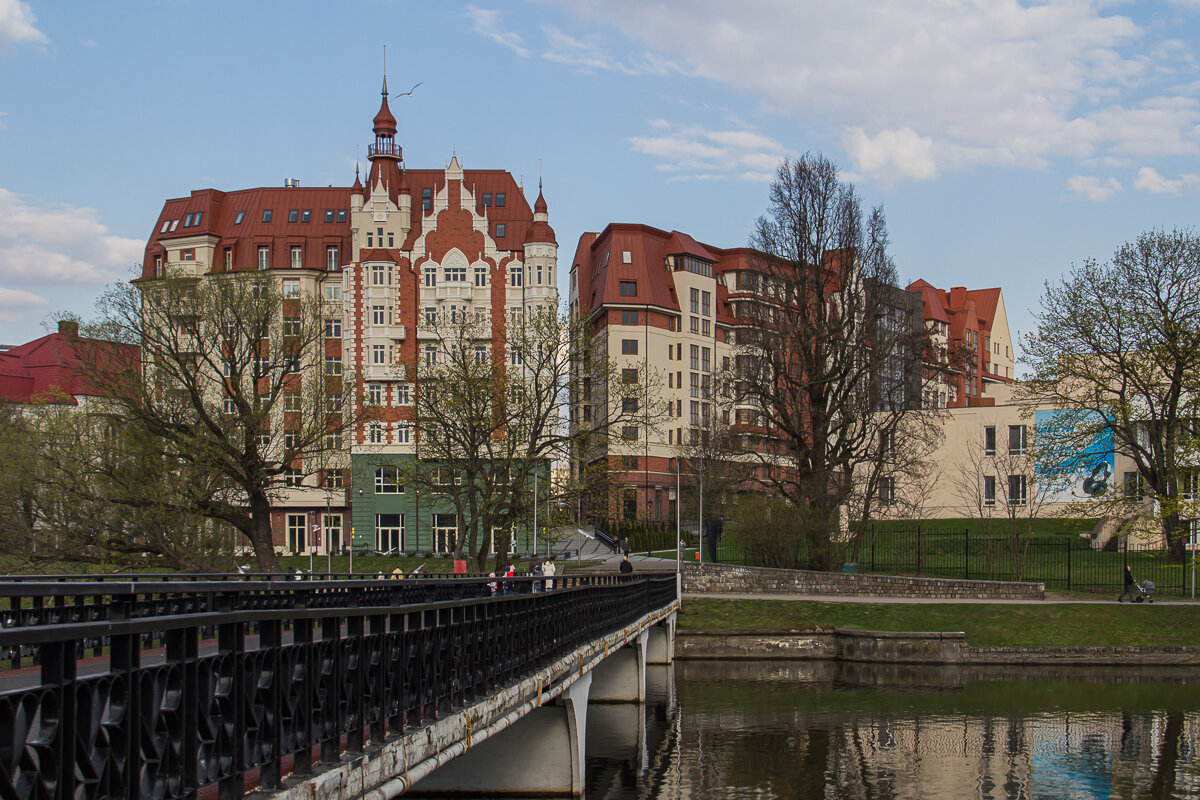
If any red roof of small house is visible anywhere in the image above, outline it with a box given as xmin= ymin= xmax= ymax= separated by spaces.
xmin=0 ymin=321 xmax=139 ymax=404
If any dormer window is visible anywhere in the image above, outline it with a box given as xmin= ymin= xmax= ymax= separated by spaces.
xmin=620 ymin=281 xmax=637 ymax=297
xmin=421 ymin=188 xmax=432 ymax=211
xmin=300 ymin=210 xmax=311 ymax=223
xmin=337 ymin=209 xmax=347 ymax=222
xmin=160 ymin=220 xmax=170 ymax=233
xmin=288 ymin=209 xmax=299 ymax=223
xmin=234 ymin=211 xmax=246 ymax=225
xmin=324 ymin=209 xmax=335 ymax=223
xmin=496 ymin=193 xmax=506 ymax=207
xmin=482 ymin=193 xmax=492 ymax=206
xmin=262 ymin=209 xmax=273 ymax=223
xmin=184 ymin=213 xmax=194 ymax=227
xmin=170 ymin=219 xmax=179 ymax=231
xmin=495 ymin=223 xmax=506 ymax=238
xmin=193 ymin=212 xmax=202 ymax=226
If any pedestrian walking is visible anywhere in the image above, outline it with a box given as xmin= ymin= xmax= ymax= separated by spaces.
xmin=1118 ymin=565 xmax=1136 ymax=602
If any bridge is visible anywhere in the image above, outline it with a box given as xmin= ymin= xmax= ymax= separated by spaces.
xmin=0 ymin=572 xmax=678 ymax=799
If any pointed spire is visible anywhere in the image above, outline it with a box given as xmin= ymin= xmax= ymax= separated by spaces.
xmin=382 ymin=45 xmax=388 ymax=95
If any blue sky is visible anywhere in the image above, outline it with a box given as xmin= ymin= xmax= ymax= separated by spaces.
xmin=2 ymin=0 xmax=1199 ymax=358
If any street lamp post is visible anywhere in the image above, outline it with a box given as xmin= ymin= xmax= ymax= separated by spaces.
xmin=326 ymin=495 xmax=332 ymax=576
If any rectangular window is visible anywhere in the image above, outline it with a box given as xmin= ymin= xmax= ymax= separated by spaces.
xmin=433 ymin=514 xmax=457 ymax=553
xmin=395 ymin=423 xmax=411 ymax=444
xmin=234 ymin=211 xmax=246 ymax=225
xmin=374 ymin=513 xmax=404 ymax=554
xmin=325 ymin=431 xmax=343 ymax=451
xmin=372 ymin=344 xmax=386 ymax=364
xmin=301 ymin=209 xmax=311 ymax=223
xmin=367 ymin=422 xmax=383 ymax=444
xmin=474 ymin=267 xmax=487 ymax=287
xmin=984 ymin=426 xmax=996 ymax=456
xmin=184 ymin=213 xmax=194 ymax=227
xmin=701 ymin=290 xmax=711 ymax=317
xmin=371 ymin=305 xmax=386 ymax=326
xmin=425 ymin=344 xmax=437 ymax=364
xmin=622 ymin=368 xmax=639 ymax=384
xmin=1124 ymin=471 xmax=1144 ymax=501
xmin=290 ymin=246 xmax=302 ymax=268
xmin=421 ymin=187 xmax=432 ymax=211
xmin=1008 ymin=425 xmax=1027 ymax=456
xmin=262 ymin=209 xmax=273 ymax=223
xmin=690 ymin=287 xmax=699 ymax=313
xmin=288 ymin=209 xmax=299 ymax=223
xmin=510 ymin=266 xmax=523 ymax=287
xmin=375 ymin=465 xmax=401 ymax=493
xmin=283 ymin=278 xmax=300 ymax=298
xmin=324 ymin=470 xmax=343 ymax=489
xmin=282 ymin=315 xmax=300 ymax=336
xmin=257 ymin=245 xmax=270 ymax=269
xmin=337 ymin=209 xmax=346 ymax=223
xmin=494 ymin=223 xmax=506 ymax=238
xmin=622 ymin=397 xmax=639 ymax=413
xmin=622 ymin=250 xmax=632 ymax=264
xmin=223 ymin=248 xmax=233 ymax=269
xmin=284 ymin=469 xmax=304 ymax=488
xmin=689 ymin=400 xmax=699 ymax=425
xmin=621 ymin=310 xmax=638 ymax=325
xmin=324 ymin=209 xmax=335 ymax=223
xmin=181 ymin=249 xmax=195 ymax=261
xmin=619 ymin=281 xmax=637 ymax=297
xmin=326 ymin=246 xmax=339 ymax=270
xmin=287 ymin=514 xmax=307 ymax=553
xmin=622 ymin=426 xmax=639 ymax=441
xmin=1008 ymin=474 xmax=1028 ymax=505
xmin=325 ymin=356 xmax=342 ymax=375
xmin=690 ymin=372 xmax=699 ymax=398
xmin=880 ymin=430 xmax=895 ymax=461
xmin=395 ymin=383 xmax=411 ymax=405
xmin=984 ymin=475 xmax=996 ymax=506
xmin=495 ymin=192 xmax=505 ymax=207
xmin=690 ymin=344 xmax=699 ymax=370
xmin=701 ymin=347 xmax=711 ymax=373
xmin=424 ymin=306 xmax=436 ymax=325
xmin=367 ymin=383 xmax=383 ymax=405
xmin=482 ymin=192 xmax=492 ymax=206
xmin=445 ymin=263 xmax=466 ymax=282
xmin=878 ymin=477 xmax=896 ymax=506
xmin=690 ymin=316 xmax=699 ymax=333
xmin=621 ymin=339 xmax=638 ymax=355
xmin=371 ymin=264 xmax=390 ymax=286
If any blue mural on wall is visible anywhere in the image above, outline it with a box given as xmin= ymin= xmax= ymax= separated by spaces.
xmin=1035 ymin=410 xmax=1115 ymax=503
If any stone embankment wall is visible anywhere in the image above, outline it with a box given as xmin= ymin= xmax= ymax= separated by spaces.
xmin=681 ymin=562 xmax=1044 ymax=600
xmin=678 ymin=630 xmax=1200 ymax=666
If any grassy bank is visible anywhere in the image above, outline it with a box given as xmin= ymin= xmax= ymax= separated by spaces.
xmin=678 ymin=597 xmax=1200 ymax=647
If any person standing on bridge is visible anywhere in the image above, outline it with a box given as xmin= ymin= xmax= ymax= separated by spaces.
xmin=619 ymin=555 xmax=633 ymax=582
xmin=543 ymin=558 xmax=556 ymax=590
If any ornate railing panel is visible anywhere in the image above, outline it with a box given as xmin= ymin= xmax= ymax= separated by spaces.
xmin=0 ymin=574 xmax=676 ymax=800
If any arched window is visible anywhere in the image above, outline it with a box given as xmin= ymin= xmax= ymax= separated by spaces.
xmin=375 ymin=466 xmax=402 ymax=494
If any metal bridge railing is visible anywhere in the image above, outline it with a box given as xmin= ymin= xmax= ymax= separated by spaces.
xmin=0 ymin=573 xmax=677 ymax=800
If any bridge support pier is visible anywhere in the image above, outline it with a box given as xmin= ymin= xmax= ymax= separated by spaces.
xmin=590 ymin=628 xmax=649 ymax=702
xmin=410 ymin=671 xmax=592 ymax=796
xmin=647 ymin=611 xmax=676 ymax=665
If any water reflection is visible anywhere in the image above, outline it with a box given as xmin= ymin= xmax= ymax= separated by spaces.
xmin=582 ymin=661 xmax=1200 ymax=800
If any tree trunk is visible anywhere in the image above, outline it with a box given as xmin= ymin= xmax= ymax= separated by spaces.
xmin=246 ymin=491 xmax=282 ymax=574
xmin=1163 ymin=511 xmax=1187 ymax=564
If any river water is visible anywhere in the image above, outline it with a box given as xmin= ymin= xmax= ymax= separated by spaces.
xmin=580 ymin=660 xmax=1200 ymax=800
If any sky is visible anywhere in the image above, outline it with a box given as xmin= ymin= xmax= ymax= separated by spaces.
xmin=1 ymin=0 xmax=1199 ymax=361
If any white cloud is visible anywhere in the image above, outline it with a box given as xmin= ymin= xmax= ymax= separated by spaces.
xmin=0 ymin=0 xmax=47 ymax=48
xmin=465 ymin=5 xmax=530 ymax=57
xmin=0 ymin=189 xmax=143 ymax=285
xmin=629 ymin=121 xmax=786 ymax=181
xmin=1067 ymin=175 xmax=1122 ymax=201
xmin=0 ymin=111 xmax=6 ymax=130
xmin=0 ymin=287 xmax=47 ymax=324
xmin=1134 ymin=166 xmax=1200 ymax=193
xmin=547 ymin=0 xmax=1200 ymax=184
xmin=541 ymin=25 xmax=677 ymax=75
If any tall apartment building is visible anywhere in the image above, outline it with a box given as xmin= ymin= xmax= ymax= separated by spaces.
xmin=569 ymin=224 xmax=761 ymax=522
xmin=906 ymin=280 xmax=1014 ymax=408
xmin=142 ymin=80 xmax=556 ymax=554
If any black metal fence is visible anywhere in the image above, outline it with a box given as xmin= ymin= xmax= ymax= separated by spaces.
xmin=717 ymin=530 xmax=1197 ymax=596
xmin=0 ymin=573 xmax=677 ymax=799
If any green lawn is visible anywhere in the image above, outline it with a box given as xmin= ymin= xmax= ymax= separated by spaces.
xmin=678 ymin=597 xmax=1200 ymax=647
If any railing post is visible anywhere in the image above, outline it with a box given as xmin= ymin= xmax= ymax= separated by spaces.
xmin=42 ymin=637 xmax=77 ymax=800
xmin=218 ymin=594 xmax=245 ymax=800
xmin=166 ymin=624 xmax=199 ymax=799
xmin=916 ymin=525 xmax=922 ymax=576
xmin=964 ymin=528 xmax=969 ymax=580
xmin=1066 ymin=538 xmax=1072 ymax=591
xmin=109 ymin=594 xmax=140 ymax=800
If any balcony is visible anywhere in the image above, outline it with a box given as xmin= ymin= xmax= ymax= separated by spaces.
xmin=368 ymin=142 xmax=403 ymax=158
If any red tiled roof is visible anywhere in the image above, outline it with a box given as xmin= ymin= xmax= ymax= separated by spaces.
xmin=0 ymin=322 xmax=139 ymax=404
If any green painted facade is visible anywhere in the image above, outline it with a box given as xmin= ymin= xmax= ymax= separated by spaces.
xmin=349 ymin=454 xmax=551 ymax=556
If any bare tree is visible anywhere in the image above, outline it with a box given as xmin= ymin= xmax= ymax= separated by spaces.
xmin=734 ymin=153 xmax=924 ymax=570
xmin=81 ymin=272 xmax=352 ymax=573
xmin=953 ymin=424 xmax=1055 ymax=581
xmin=407 ymin=307 xmax=651 ymax=572
xmin=1023 ymin=228 xmax=1200 ymax=563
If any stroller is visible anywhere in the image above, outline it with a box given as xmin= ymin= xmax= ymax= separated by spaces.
xmin=1133 ymin=580 xmax=1156 ymax=603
